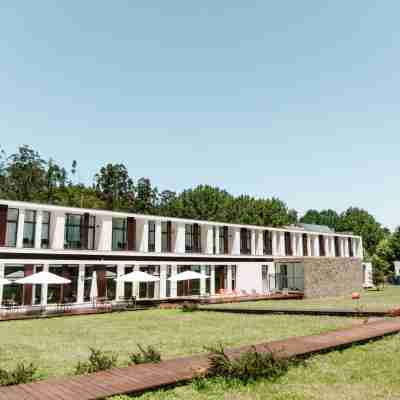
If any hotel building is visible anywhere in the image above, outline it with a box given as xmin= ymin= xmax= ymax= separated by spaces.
xmin=0 ymin=200 xmax=364 ymax=307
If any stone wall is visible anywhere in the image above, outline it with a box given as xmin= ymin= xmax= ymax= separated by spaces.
xmin=302 ymin=257 xmax=363 ymax=298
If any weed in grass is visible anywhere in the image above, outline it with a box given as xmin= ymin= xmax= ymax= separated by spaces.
xmin=75 ymin=348 xmax=118 ymax=375
xmin=0 ymin=362 xmax=38 ymax=386
xmin=129 ymin=345 xmax=162 ymax=365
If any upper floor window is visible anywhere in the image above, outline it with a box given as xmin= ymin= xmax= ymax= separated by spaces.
xmin=348 ymin=238 xmax=354 ymax=257
xmin=219 ymin=226 xmax=229 ymax=254
xmin=6 ymin=208 xmax=18 ymax=247
xmin=240 ymin=228 xmax=251 ymax=255
xmin=41 ymin=211 xmax=50 ymax=249
xmin=263 ymin=231 xmax=273 ymax=255
xmin=148 ymin=221 xmax=156 ymax=252
xmin=302 ymin=234 xmax=308 ymax=256
xmin=318 ymin=235 xmax=325 ymax=256
xmin=23 ymin=210 xmax=36 ymax=248
xmin=112 ymin=218 xmax=128 ymax=250
xmin=284 ymin=232 xmax=292 ymax=256
xmin=185 ymin=224 xmax=201 ymax=253
xmin=64 ymin=214 xmax=82 ymax=249
xmin=161 ymin=221 xmax=171 ymax=252
xmin=334 ymin=236 xmax=341 ymax=257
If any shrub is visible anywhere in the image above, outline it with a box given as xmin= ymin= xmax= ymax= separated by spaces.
xmin=0 ymin=362 xmax=38 ymax=386
xmin=75 ymin=348 xmax=118 ymax=375
xmin=181 ymin=302 xmax=198 ymax=312
xmin=205 ymin=344 xmax=289 ymax=383
xmin=129 ymin=345 xmax=161 ymax=365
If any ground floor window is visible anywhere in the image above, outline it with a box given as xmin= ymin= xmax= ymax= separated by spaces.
xmin=3 ymin=265 xmax=25 ymax=305
xmin=139 ymin=266 xmax=160 ymax=299
xmin=177 ymin=265 xmax=201 ymax=296
xmin=84 ymin=266 xmax=117 ymax=302
xmin=274 ymin=263 xmax=304 ymax=291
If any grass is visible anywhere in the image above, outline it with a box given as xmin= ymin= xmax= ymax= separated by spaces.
xmin=111 ymin=333 xmax=400 ymax=400
xmin=0 ymin=309 xmax=355 ymax=378
xmin=205 ymin=285 xmax=400 ymax=312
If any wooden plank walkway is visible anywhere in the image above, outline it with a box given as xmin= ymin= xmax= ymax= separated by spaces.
xmin=199 ymin=306 xmax=389 ymax=317
xmin=1 ymin=318 xmax=400 ymax=400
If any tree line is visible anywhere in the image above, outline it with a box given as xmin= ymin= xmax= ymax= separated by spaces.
xmin=0 ymin=145 xmax=397 ymax=278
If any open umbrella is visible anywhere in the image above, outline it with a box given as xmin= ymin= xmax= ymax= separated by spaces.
xmin=15 ymin=271 xmax=71 ymax=285
xmin=117 ymin=270 xmax=160 ymax=283
xmin=168 ymin=270 xmax=209 ymax=281
xmin=0 ymin=277 xmax=11 ymax=285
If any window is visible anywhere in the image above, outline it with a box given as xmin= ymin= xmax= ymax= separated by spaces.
xmin=161 ymin=221 xmax=171 ymax=252
xmin=284 ymin=232 xmax=292 ymax=256
xmin=219 ymin=226 xmax=228 ymax=254
xmin=231 ymin=265 xmax=237 ymax=290
xmin=334 ymin=236 xmax=341 ymax=257
xmin=319 ymin=235 xmax=325 ymax=256
xmin=112 ymin=218 xmax=128 ymax=250
xmin=302 ymin=234 xmax=308 ymax=256
xmin=23 ymin=210 xmax=36 ymax=248
xmin=263 ymin=231 xmax=273 ymax=255
xmin=240 ymin=228 xmax=251 ymax=254
xmin=41 ymin=211 xmax=50 ymax=248
xmin=148 ymin=221 xmax=156 ymax=252
xmin=185 ymin=224 xmax=201 ymax=253
xmin=213 ymin=226 xmax=216 ymax=254
xmin=6 ymin=208 xmax=18 ymax=247
xmin=64 ymin=214 xmax=82 ymax=249
xmin=348 ymin=238 xmax=354 ymax=257
xmin=87 ymin=215 xmax=96 ymax=250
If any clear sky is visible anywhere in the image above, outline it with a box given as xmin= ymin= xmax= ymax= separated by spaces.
xmin=0 ymin=1 xmax=399 ymax=229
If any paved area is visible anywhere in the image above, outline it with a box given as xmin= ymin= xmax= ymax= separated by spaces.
xmin=0 ymin=318 xmax=399 ymax=399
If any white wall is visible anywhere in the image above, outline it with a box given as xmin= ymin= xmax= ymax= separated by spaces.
xmin=236 ymin=263 xmax=263 ymax=293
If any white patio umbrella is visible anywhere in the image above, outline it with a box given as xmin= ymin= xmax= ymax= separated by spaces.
xmin=168 ymin=270 xmax=209 ymax=281
xmin=0 ymin=277 xmax=11 ymax=285
xmin=15 ymin=271 xmax=71 ymax=285
xmin=89 ymin=270 xmax=98 ymax=300
xmin=116 ymin=270 xmax=160 ymax=283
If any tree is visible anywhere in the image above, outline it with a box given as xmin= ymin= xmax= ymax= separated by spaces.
xmin=94 ymin=163 xmax=134 ymax=210
xmin=133 ymin=178 xmax=158 ymax=214
xmin=4 ymin=145 xmax=47 ymax=201
xmin=336 ymin=207 xmax=386 ymax=257
xmin=300 ymin=209 xmax=339 ymax=229
xmin=45 ymin=159 xmax=67 ymax=203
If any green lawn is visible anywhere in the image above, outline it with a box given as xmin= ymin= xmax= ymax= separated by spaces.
xmin=112 ymin=333 xmax=400 ymax=400
xmin=205 ymin=285 xmax=400 ymax=312
xmin=0 ymin=310 xmax=354 ymax=378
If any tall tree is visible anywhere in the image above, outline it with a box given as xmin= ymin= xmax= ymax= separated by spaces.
xmin=133 ymin=178 xmax=158 ymax=214
xmin=45 ymin=159 xmax=67 ymax=203
xmin=94 ymin=163 xmax=134 ymax=210
xmin=300 ymin=209 xmax=339 ymax=229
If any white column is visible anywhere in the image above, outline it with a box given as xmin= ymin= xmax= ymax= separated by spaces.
xmin=214 ymin=227 xmax=220 ymax=255
xmin=133 ymin=265 xmax=140 ymax=297
xmin=272 ymin=231 xmax=278 ymax=256
xmin=313 ymin=235 xmax=320 ymax=257
xmin=200 ymin=266 xmax=207 ymax=295
xmin=16 ymin=209 xmax=25 ymax=248
xmin=77 ymin=265 xmax=85 ymax=304
xmin=279 ymin=232 xmax=285 ymax=256
xmin=291 ymin=233 xmax=297 ymax=256
xmin=324 ymin=236 xmax=330 ymax=257
xmin=41 ymin=264 xmax=49 ymax=306
xmin=174 ymin=223 xmax=186 ymax=253
xmin=226 ymin=266 xmax=233 ymax=291
xmin=306 ymin=234 xmax=312 ymax=256
xmin=155 ymin=221 xmax=162 ymax=253
xmin=136 ymin=219 xmax=148 ymax=253
xmin=96 ymin=215 xmax=112 ymax=251
xmin=50 ymin=211 xmax=65 ymax=250
xmin=344 ymin=238 xmax=349 ymax=258
xmin=170 ymin=265 xmax=177 ymax=297
xmin=231 ymin=228 xmax=240 ymax=255
xmin=0 ymin=264 xmax=4 ymax=305
xmin=34 ymin=210 xmax=43 ymax=249
xmin=210 ymin=266 xmax=215 ymax=295
xmin=340 ymin=238 xmax=346 ymax=258
xmin=358 ymin=237 xmax=364 ymax=258
xmin=297 ymin=234 xmax=303 ymax=256
xmin=205 ymin=226 xmax=214 ymax=254
xmin=329 ymin=237 xmax=334 ymax=257
xmin=256 ymin=231 xmax=264 ymax=256
xmin=116 ymin=264 xmax=125 ymax=300
xmin=159 ymin=265 xmax=167 ymax=298
xmin=250 ymin=230 xmax=256 ymax=255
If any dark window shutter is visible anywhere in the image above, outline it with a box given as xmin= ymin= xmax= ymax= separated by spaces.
xmin=0 ymin=205 xmax=7 ymax=247
xmin=127 ymin=217 xmax=136 ymax=251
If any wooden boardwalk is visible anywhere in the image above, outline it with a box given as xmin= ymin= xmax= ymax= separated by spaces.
xmin=1 ymin=318 xmax=400 ymax=400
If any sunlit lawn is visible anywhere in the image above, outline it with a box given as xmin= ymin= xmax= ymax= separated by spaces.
xmin=205 ymin=285 xmax=400 ymax=312
xmin=112 ymin=333 xmax=400 ymax=400
xmin=0 ymin=309 xmax=354 ymax=378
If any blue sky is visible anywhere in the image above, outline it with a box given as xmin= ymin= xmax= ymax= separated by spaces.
xmin=0 ymin=1 xmax=399 ymax=229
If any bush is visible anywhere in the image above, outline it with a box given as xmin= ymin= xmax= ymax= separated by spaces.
xmin=181 ymin=302 xmax=198 ymax=312
xmin=205 ymin=344 xmax=289 ymax=383
xmin=129 ymin=345 xmax=161 ymax=365
xmin=0 ymin=362 xmax=38 ymax=386
xmin=75 ymin=348 xmax=118 ymax=375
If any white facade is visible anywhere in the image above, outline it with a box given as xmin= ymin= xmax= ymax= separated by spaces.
xmin=0 ymin=199 xmax=364 ymax=306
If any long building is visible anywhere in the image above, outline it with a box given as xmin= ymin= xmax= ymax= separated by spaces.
xmin=0 ymin=199 xmax=365 ymax=307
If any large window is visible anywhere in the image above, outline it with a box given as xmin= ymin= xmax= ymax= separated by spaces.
xmin=284 ymin=232 xmax=292 ymax=256
xmin=240 ymin=228 xmax=251 ymax=255
xmin=148 ymin=221 xmax=156 ymax=252
xmin=185 ymin=224 xmax=201 ymax=253
xmin=64 ymin=214 xmax=82 ymax=249
xmin=319 ymin=235 xmax=325 ymax=256
xmin=139 ymin=266 xmax=160 ymax=298
xmin=263 ymin=231 xmax=273 ymax=255
xmin=302 ymin=234 xmax=308 ymax=256
xmin=334 ymin=236 xmax=341 ymax=257
xmin=41 ymin=211 xmax=50 ymax=248
xmin=87 ymin=215 xmax=96 ymax=250
xmin=23 ymin=210 xmax=36 ymax=248
xmin=161 ymin=221 xmax=171 ymax=252
xmin=349 ymin=238 xmax=354 ymax=257
xmin=112 ymin=218 xmax=128 ymax=250
xmin=6 ymin=208 xmax=18 ymax=247
xmin=219 ymin=226 xmax=228 ymax=254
